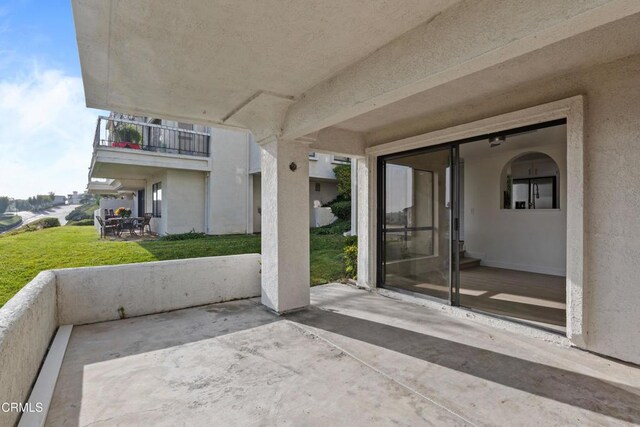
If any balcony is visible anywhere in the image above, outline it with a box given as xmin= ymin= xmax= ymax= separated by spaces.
xmin=89 ymin=117 xmax=212 ymax=184
xmin=94 ymin=116 xmax=210 ymax=157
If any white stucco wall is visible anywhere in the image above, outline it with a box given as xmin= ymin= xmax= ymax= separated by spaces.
xmin=0 ymin=272 xmax=57 ymax=427
xmin=55 ymin=255 xmax=261 ymax=325
xmin=313 ymin=207 xmax=338 ymax=228
xmin=165 ymin=169 xmax=206 ymax=234
xmin=309 ymin=153 xmax=343 ymax=180
xmin=99 ymin=197 xmax=134 ymax=216
xmin=208 ymin=127 xmax=251 ymax=234
xmin=308 ymin=180 xmax=339 ymax=224
xmin=0 ymin=254 xmax=263 ymax=425
xmin=462 ymin=133 xmax=567 ymax=276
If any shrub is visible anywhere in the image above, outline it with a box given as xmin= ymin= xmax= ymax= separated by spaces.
xmin=328 ymin=200 xmax=351 ymax=220
xmin=35 ymin=217 xmax=60 ymax=229
xmin=67 ymin=219 xmax=95 ymax=226
xmin=344 ymin=235 xmax=358 ymax=279
xmin=0 ymin=214 xmax=22 ymax=232
xmin=333 ymin=164 xmax=351 ymax=200
xmin=311 ymin=219 xmax=351 ymax=235
xmin=5 ymin=217 xmax=60 ymax=236
xmin=158 ymin=230 xmax=207 ymax=241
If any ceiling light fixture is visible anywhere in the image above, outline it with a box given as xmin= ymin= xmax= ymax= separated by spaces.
xmin=489 ymin=135 xmax=506 ymax=147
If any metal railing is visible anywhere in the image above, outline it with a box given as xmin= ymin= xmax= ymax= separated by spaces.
xmin=93 ymin=116 xmax=210 ymax=157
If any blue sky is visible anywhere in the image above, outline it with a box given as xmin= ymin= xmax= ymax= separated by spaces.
xmin=0 ymin=0 xmax=103 ymax=199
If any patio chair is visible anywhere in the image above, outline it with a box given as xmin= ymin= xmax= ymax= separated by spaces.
xmin=139 ymin=213 xmax=152 ymax=235
xmin=97 ymin=216 xmax=119 ymax=239
xmin=121 ymin=218 xmax=137 ymax=236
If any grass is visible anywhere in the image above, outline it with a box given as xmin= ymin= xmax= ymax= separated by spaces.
xmin=0 ymin=214 xmax=22 ymax=232
xmin=0 ymin=225 xmax=346 ymax=307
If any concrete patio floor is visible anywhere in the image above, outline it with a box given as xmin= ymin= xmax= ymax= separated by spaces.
xmin=47 ymin=284 xmax=640 ymax=426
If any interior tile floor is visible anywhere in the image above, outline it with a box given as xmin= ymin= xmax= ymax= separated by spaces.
xmin=385 ymin=266 xmax=566 ymax=333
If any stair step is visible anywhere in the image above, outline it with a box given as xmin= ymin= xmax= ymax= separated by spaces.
xmin=459 ymin=256 xmax=481 ymax=270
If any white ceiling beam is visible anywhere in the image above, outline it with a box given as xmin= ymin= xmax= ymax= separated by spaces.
xmin=281 ymin=0 xmax=640 ymax=140
xmin=307 ymin=127 xmax=366 ymax=158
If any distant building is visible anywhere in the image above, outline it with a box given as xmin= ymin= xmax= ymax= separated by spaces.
xmin=67 ymin=191 xmax=84 ymax=204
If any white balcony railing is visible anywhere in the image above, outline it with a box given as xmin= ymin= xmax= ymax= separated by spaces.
xmin=93 ymin=116 xmax=210 ymax=157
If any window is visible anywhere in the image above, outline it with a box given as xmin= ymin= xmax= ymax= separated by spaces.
xmin=152 ymin=182 xmax=162 ymax=217
xmin=384 ymin=164 xmax=436 ymax=261
xmin=315 ymin=183 xmax=321 ymax=192
xmin=502 ymin=152 xmax=560 ymax=209
xmin=332 ymin=155 xmax=351 ymax=164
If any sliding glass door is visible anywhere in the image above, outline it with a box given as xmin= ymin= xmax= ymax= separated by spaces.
xmin=379 ymin=146 xmax=457 ymax=303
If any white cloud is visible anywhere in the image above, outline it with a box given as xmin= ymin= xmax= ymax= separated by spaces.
xmin=0 ymin=67 xmax=102 ymax=198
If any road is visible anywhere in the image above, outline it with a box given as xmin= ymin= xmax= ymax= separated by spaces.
xmin=12 ymin=204 xmax=80 ymax=227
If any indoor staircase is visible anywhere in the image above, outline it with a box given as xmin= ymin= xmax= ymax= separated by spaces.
xmin=458 ymin=241 xmax=481 ymax=270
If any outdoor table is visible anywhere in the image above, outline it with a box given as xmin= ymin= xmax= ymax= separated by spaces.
xmin=106 ymin=217 xmax=144 ymax=236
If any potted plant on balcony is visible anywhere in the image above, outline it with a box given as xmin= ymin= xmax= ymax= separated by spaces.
xmin=113 ymin=125 xmax=142 ymax=149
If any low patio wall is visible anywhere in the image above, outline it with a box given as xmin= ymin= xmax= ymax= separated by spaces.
xmin=0 ymin=254 xmax=261 ymax=425
xmin=93 ymin=208 xmax=101 ymax=233
xmin=55 ymin=254 xmax=262 ymax=325
xmin=0 ymin=271 xmax=58 ymax=427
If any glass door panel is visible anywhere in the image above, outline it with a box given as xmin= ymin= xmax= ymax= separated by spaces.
xmin=381 ymin=148 xmax=452 ymax=301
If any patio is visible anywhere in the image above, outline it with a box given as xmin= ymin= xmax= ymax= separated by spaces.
xmin=46 ymin=284 xmax=640 ymax=426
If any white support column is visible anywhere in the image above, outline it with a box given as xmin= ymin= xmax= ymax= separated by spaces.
xmin=356 ymin=156 xmax=374 ymax=288
xmin=259 ymin=136 xmax=310 ymax=313
xmin=350 ymin=159 xmax=358 ymax=236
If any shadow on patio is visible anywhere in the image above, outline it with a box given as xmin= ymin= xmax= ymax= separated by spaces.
xmin=288 ymin=307 xmax=640 ymax=424
xmin=46 ymin=284 xmax=640 ymax=426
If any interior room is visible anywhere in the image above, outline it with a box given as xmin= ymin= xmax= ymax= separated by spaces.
xmin=381 ymin=123 xmax=567 ymax=333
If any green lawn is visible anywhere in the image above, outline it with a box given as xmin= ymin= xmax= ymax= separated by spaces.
xmin=0 ymin=225 xmax=346 ymax=307
xmin=0 ymin=214 xmax=22 ymax=232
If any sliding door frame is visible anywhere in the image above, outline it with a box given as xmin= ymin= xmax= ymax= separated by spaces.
xmin=375 ymin=118 xmax=568 ymax=309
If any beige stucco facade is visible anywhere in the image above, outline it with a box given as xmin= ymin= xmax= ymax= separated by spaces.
xmin=73 ymin=0 xmax=640 ymax=364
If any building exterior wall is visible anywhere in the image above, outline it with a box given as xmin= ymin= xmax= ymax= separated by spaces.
xmin=308 ymin=180 xmax=339 ymax=224
xmin=93 ymin=125 xmax=348 ymax=236
xmin=208 ymin=127 xmax=251 ymax=234
xmin=165 ymin=169 xmax=206 ymax=234
xmin=146 ymin=171 xmax=168 ymax=236
xmin=99 ymin=197 xmax=134 ymax=217
xmin=309 ymin=153 xmax=345 ymax=180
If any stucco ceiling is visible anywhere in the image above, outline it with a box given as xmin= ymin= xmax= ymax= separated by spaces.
xmin=74 ymin=0 xmax=459 ymax=124
xmin=334 ymin=12 xmax=640 ymax=141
